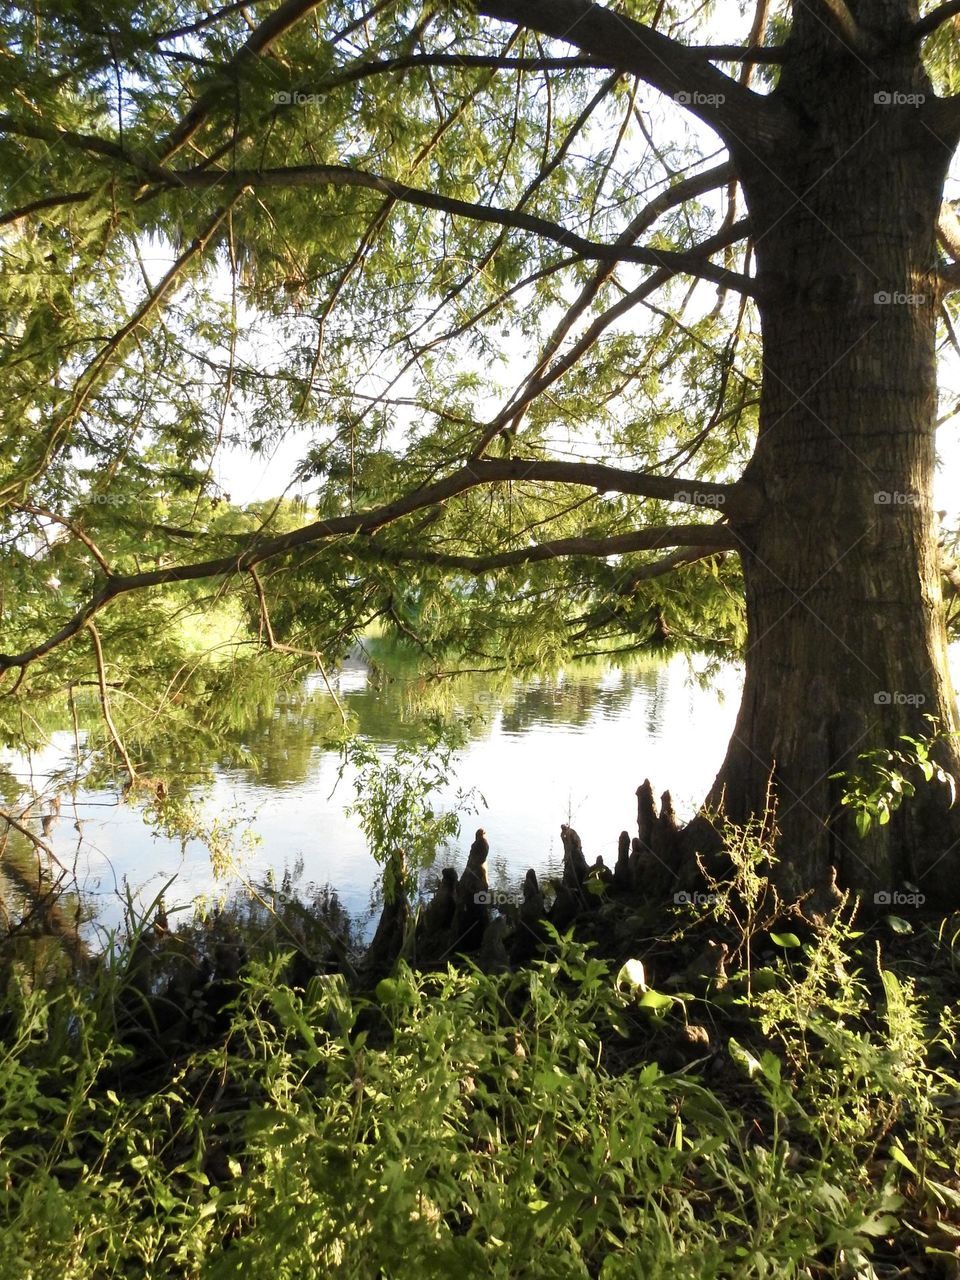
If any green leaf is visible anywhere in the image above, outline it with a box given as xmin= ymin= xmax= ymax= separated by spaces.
xmin=769 ymin=932 xmax=801 ymax=948
xmin=888 ymin=1143 xmax=918 ymax=1175
xmin=637 ymin=989 xmax=674 ymax=1013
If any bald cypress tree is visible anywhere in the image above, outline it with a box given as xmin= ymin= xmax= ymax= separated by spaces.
xmin=2 ymin=0 xmax=960 ymax=903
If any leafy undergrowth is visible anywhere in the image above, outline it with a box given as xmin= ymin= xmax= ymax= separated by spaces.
xmin=2 ymin=894 xmax=960 ymax=1279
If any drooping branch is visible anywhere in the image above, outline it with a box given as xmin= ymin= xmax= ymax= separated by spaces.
xmin=14 ymin=505 xmax=112 ymax=575
xmin=150 ymin=0 xmax=299 ymax=43
xmin=0 ymin=805 xmax=69 ymax=872
xmin=501 ymin=159 xmax=737 ymax=387
xmin=164 ymin=163 xmax=758 ymax=294
xmin=0 ymin=189 xmax=95 ymax=228
xmin=0 ymin=459 xmax=759 ymax=673
xmin=5 ymin=151 xmax=757 ymax=296
xmin=0 ymin=201 xmax=238 ymax=510
xmin=306 ymin=35 xmax=607 ymax=391
xmin=613 ymin=545 xmax=730 ymax=584
xmin=280 ymin=52 xmax=610 ymax=90
xmin=457 ymin=461 xmax=759 ymax=514
xmin=259 ymin=47 xmax=786 ymax=98
xmin=568 ymin=548 xmax=732 ymax=638
xmin=87 ymin=621 xmax=137 ymax=785
xmin=0 ymin=113 xmax=133 ymax=163
xmin=401 ymin=158 xmax=736 ymax=416
xmin=248 ymin=566 xmax=347 ymax=722
xmin=473 ymin=0 xmax=793 ymax=148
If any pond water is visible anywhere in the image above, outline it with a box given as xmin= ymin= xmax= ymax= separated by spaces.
xmin=0 ymin=653 xmax=746 ymax=939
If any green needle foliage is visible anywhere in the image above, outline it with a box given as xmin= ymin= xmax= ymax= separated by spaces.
xmin=0 ymin=0 xmax=757 ymax=779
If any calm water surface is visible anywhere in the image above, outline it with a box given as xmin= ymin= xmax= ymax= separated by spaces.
xmin=3 ymin=656 xmax=743 ymax=935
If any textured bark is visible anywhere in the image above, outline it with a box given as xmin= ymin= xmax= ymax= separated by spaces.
xmin=710 ymin=0 xmax=960 ymax=906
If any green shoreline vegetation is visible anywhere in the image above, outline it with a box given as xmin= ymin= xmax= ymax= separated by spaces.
xmin=3 ymin=732 xmax=960 ymax=1277
xmin=2 ymin=854 xmax=960 ymax=1278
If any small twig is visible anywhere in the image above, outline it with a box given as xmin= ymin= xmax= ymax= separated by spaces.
xmin=14 ymin=504 xmax=113 ymax=574
xmin=248 ymin=567 xmax=348 ymax=724
xmin=0 ymin=804 xmax=69 ymax=871
xmin=87 ymin=620 xmax=138 ymax=785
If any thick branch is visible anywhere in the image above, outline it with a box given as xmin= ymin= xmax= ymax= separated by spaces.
xmin=360 ymin=523 xmax=738 ymax=573
xmin=909 ymin=0 xmax=960 ymax=39
xmin=461 ymin=460 xmax=760 ymax=514
xmin=694 ymin=44 xmax=786 ymax=63
xmin=293 ymin=52 xmax=609 ymax=89
xmin=0 ymin=113 xmax=132 ymax=163
xmin=0 ymin=190 xmax=94 ymax=228
xmin=941 ymin=260 xmax=960 ymax=292
xmin=474 ymin=0 xmax=792 ymax=148
xmin=159 ymin=0 xmax=324 ymax=161
xmin=165 ymin=163 xmax=758 ymax=294
xmin=0 ymin=459 xmax=759 ymax=672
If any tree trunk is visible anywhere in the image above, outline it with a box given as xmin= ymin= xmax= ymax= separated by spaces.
xmin=710 ymin=1 xmax=960 ymax=907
